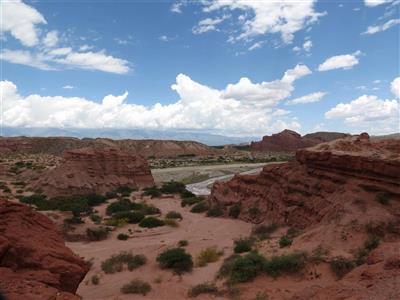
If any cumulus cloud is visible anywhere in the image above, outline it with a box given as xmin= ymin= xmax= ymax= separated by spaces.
xmin=362 ymin=18 xmax=400 ymax=34
xmin=0 ymin=65 xmax=310 ymax=136
xmin=318 ymin=51 xmax=361 ymax=72
xmin=1 ymin=48 xmax=131 ymax=74
xmin=1 ymin=0 xmax=46 ymax=46
xmin=325 ymin=78 xmax=400 ymax=134
xmin=391 ymin=77 xmax=400 ymax=98
xmin=62 ymin=85 xmax=74 ymax=89
xmin=364 ymin=0 xmax=393 ymax=7
xmin=248 ymin=42 xmax=262 ymax=51
xmin=199 ymin=0 xmax=325 ymax=43
xmin=303 ymin=40 xmax=313 ymax=52
xmin=286 ymin=91 xmax=326 ymax=105
xmin=192 ymin=15 xmax=228 ymax=34
xmin=43 ymin=30 xmax=59 ymax=48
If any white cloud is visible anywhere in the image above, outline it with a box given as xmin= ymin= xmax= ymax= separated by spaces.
xmin=63 ymin=85 xmax=74 ymax=89
xmin=200 ymin=0 xmax=325 ymax=43
xmin=43 ymin=30 xmax=59 ymax=48
xmin=286 ymin=91 xmax=326 ymax=105
xmin=391 ymin=77 xmax=400 ymax=98
xmin=248 ymin=42 xmax=262 ymax=51
xmin=325 ymin=84 xmax=399 ymax=134
xmin=159 ymin=35 xmax=176 ymax=42
xmin=114 ymin=38 xmax=129 ymax=45
xmin=362 ymin=18 xmax=400 ymax=34
xmin=364 ymin=0 xmax=393 ymax=7
xmin=318 ymin=51 xmax=361 ymax=72
xmin=192 ymin=15 xmax=228 ymax=34
xmin=373 ymin=80 xmax=381 ymax=84
xmin=171 ymin=2 xmax=184 ymax=13
xmin=1 ymin=48 xmax=131 ymax=74
xmin=0 ymin=65 xmax=310 ymax=136
xmin=0 ymin=0 xmax=46 ymax=46
xmin=292 ymin=46 xmax=301 ymax=53
xmin=79 ymin=44 xmax=93 ymax=52
xmin=303 ymin=40 xmax=313 ymax=52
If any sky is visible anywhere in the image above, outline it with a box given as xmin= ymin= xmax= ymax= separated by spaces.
xmin=1 ymin=0 xmax=399 ymax=137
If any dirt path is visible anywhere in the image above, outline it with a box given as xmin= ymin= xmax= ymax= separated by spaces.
xmin=67 ymin=194 xmax=252 ymax=300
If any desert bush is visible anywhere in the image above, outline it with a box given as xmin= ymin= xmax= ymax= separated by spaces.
xmin=196 ymin=246 xmax=222 ymax=267
xmin=113 ymin=211 xmax=145 ymax=224
xmin=263 ymin=252 xmax=306 ymax=277
xmin=228 ymin=203 xmax=241 ymax=219
xmin=164 ymin=218 xmax=179 ymax=227
xmin=248 ymin=206 xmax=261 ymax=219
xmin=90 ymin=213 xmax=102 ymax=224
xmin=86 ymin=227 xmax=110 ymax=241
xmin=355 ymin=235 xmax=380 ymax=265
xmin=217 ymin=254 xmax=240 ymax=279
xmin=105 ymin=191 xmax=118 ymax=199
xmin=104 ymin=217 xmax=128 ymax=227
xmin=252 ymin=223 xmax=278 ymax=240
xmin=279 ymin=235 xmax=293 ymax=248
xmin=91 ymin=275 xmax=100 ymax=285
xmin=85 ymin=193 xmax=107 ymax=206
xmin=286 ymin=227 xmax=301 ymax=238
xmin=115 ymin=186 xmax=136 ymax=195
xmin=157 ymin=247 xmax=193 ymax=274
xmin=364 ymin=235 xmax=380 ymax=251
xmin=311 ymin=245 xmax=330 ymax=263
xmin=139 ymin=217 xmax=165 ymax=228
xmin=166 ymin=211 xmax=182 ymax=220
xmin=106 ymin=199 xmax=134 ymax=215
xmin=180 ymin=189 xmax=196 ymax=199
xmin=206 ymin=205 xmax=224 ymax=217
xmin=117 ymin=233 xmax=129 ymax=240
xmin=188 ymin=282 xmax=219 ymax=297
xmin=141 ymin=203 xmax=161 ymax=215
xmin=228 ymin=252 xmax=266 ymax=283
xmin=376 ymin=192 xmax=391 ymax=205
xmin=234 ymin=237 xmax=254 ymax=253
xmin=329 ymin=256 xmax=355 ymax=278
xmin=64 ymin=216 xmax=84 ymax=224
xmin=160 ymin=181 xmax=186 ymax=194
xmin=101 ymin=252 xmax=146 ymax=274
xmin=190 ymin=202 xmax=209 ymax=213
xmin=178 ymin=240 xmax=189 ymax=247
xmin=121 ymin=279 xmax=151 ymax=295
xmin=142 ymin=186 xmax=162 ymax=198
xmin=181 ymin=196 xmax=202 ymax=207
xmin=252 ymin=292 xmax=269 ymax=300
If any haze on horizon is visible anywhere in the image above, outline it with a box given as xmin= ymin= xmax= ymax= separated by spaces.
xmin=1 ymin=0 xmax=399 ymax=139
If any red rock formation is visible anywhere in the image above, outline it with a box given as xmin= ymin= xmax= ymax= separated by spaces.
xmin=31 ymin=147 xmax=155 ymax=197
xmin=210 ymin=134 xmax=400 ymax=226
xmin=0 ymin=200 xmax=89 ymax=300
xmin=250 ymin=129 xmax=349 ymax=152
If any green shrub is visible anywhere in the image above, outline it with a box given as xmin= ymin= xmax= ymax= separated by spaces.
xmin=196 ymin=246 xmax=222 ymax=267
xmin=217 ymin=254 xmax=240 ymax=279
xmin=90 ymin=214 xmax=102 ymax=224
xmin=166 ymin=211 xmax=182 ymax=219
xmin=180 ymin=189 xmax=196 ymax=199
xmin=178 ymin=240 xmax=188 ymax=247
xmin=181 ymin=196 xmax=202 ymax=207
xmin=157 ymin=248 xmax=193 ymax=274
xmin=188 ymin=282 xmax=219 ymax=297
xmin=228 ymin=252 xmax=266 ymax=283
xmin=329 ymin=256 xmax=355 ymax=278
xmin=279 ymin=235 xmax=293 ymax=248
xmin=253 ymin=291 xmax=269 ymax=300
xmin=263 ymin=252 xmax=306 ymax=277
xmin=139 ymin=217 xmax=165 ymax=228
xmin=141 ymin=203 xmax=161 ymax=215
xmin=206 ymin=205 xmax=224 ymax=217
xmin=91 ymin=275 xmax=100 ymax=285
xmin=106 ymin=199 xmax=134 ymax=215
xmin=160 ymin=181 xmax=186 ymax=194
xmin=121 ymin=279 xmax=151 ymax=295
xmin=228 ymin=203 xmax=241 ymax=219
xmin=101 ymin=252 xmax=146 ymax=274
xmin=104 ymin=217 xmax=128 ymax=227
xmin=287 ymin=227 xmax=301 ymax=238
xmin=376 ymin=192 xmax=390 ymax=205
xmin=86 ymin=227 xmax=110 ymax=241
xmin=142 ymin=186 xmax=162 ymax=198
xmin=190 ymin=202 xmax=209 ymax=213
xmin=234 ymin=237 xmax=254 ymax=253
xmin=252 ymin=223 xmax=278 ymax=240
xmin=117 ymin=233 xmax=129 ymax=240
xmin=64 ymin=216 xmax=84 ymax=224
xmin=113 ymin=211 xmax=145 ymax=224
xmin=355 ymin=235 xmax=380 ymax=265
xmin=85 ymin=193 xmax=107 ymax=206
xmin=105 ymin=191 xmax=118 ymax=199
xmin=248 ymin=206 xmax=261 ymax=219
xmin=115 ymin=186 xmax=136 ymax=195
xmin=164 ymin=218 xmax=179 ymax=227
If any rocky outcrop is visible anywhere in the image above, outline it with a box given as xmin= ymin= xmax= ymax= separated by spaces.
xmin=30 ymin=147 xmax=155 ymax=197
xmin=0 ymin=200 xmax=89 ymax=300
xmin=210 ymin=134 xmax=400 ymax=227
xmin=250 ymin=130 xmax=349 ymax=152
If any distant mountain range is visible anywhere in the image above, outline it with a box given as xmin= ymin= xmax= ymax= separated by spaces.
xmin=1 ymin=127 xmax=259 ymax=146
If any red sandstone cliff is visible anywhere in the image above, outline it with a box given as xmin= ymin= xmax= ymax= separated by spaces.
xmin=250 ymin=130 xmax=349 ymax=152
xmin=30 ymin=147 xmax=155 ymax=197
xmin=0 ymin=200 xmax=89 ymax=300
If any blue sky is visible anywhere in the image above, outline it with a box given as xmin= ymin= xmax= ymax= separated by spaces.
xmin=1 ymin=0 xmax=399 ymax=137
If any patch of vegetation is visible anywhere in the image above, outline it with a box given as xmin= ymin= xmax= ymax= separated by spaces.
xmin=206 ymin=205 xmax=224 ymax=217
xmin=252 ymin=291 xmax=269 ymax=300
xmin=190 ymin=201 xmax=209 ymax=213
xmin=355 ymin=235 xmax=380 ymax=265
xmin=101 ymin=252 xmax=147 ymax=274
xmin=164 ymin=218 xmax=179 ymax=227
xmin=188 ymin=282 xmax=219 ymax=298
xmin=115 ymin=186 xmax=136 ymax=195
xmin=156 ymin=247 xmax=193 ymax=274
xmin=121 ymin=279 xmax=151 ymax=295
xmin=228 ymin=203 xmax=241 ymax=219
xmin=90 ymin=213 xmax=102 ymax=224
xmin=234 ymin=237 xmax=254 ymax=253
xmin=329 ymin=256 xmax=355 ymax=278
xmin=86 ymin=227 xmax=110 ymax=241
xmin=117 ymin=233 xmax=129 ymax=240
xmin=166 ymin=211 xmax=183 ymax=220
xmin=248 ymin=206 xmax=261 ymax=219
xmin=142 ymin=186 xmax=162 ymax=198
xmin=104 ymin=217 xmax=128 ymax=227
xmin=181 ymin=196 xmax=202 ymax=207
xmin=180 ymin=189 xmax=196 ymax=199
xmin=105 ymin=191 xmax=118 ymax=199
xmin=286 ymin=227 xmax=301 ymax=238
xmin=263 ymin=252 xmax=306 ymax=278
xmin=64 ymin=216 xmax=84 ymax=224
xmin=160 ymin=181 xmax=186 ymax=194
xmin=139 ymin=217 xmax=165 ymax=228
xmin=178 ymin=240 xmax=189 ymax=247
xmin=311 ymin=245 xmax=330 ymax=263
xmin=112 ymin=211 xmax=145 ymax=224
xmin=226 ymin=252 xmax=266 ymax=283
xmin=106 ymin=199 xmax=135 ymax=215
xmin=196 ymin=246 xmax=222 ymax=267
xmin=141 ymin=203 xmax=161 ymax=215
xmin=252 ymin=223 xmax=278 ymax=240
xmin=91 ymin=275 xmax=100 ymax=285
xmin=376 ymin=192 xmax=391 ymax=205
xmin=279 ymin=235 xmax=293 ymax=248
